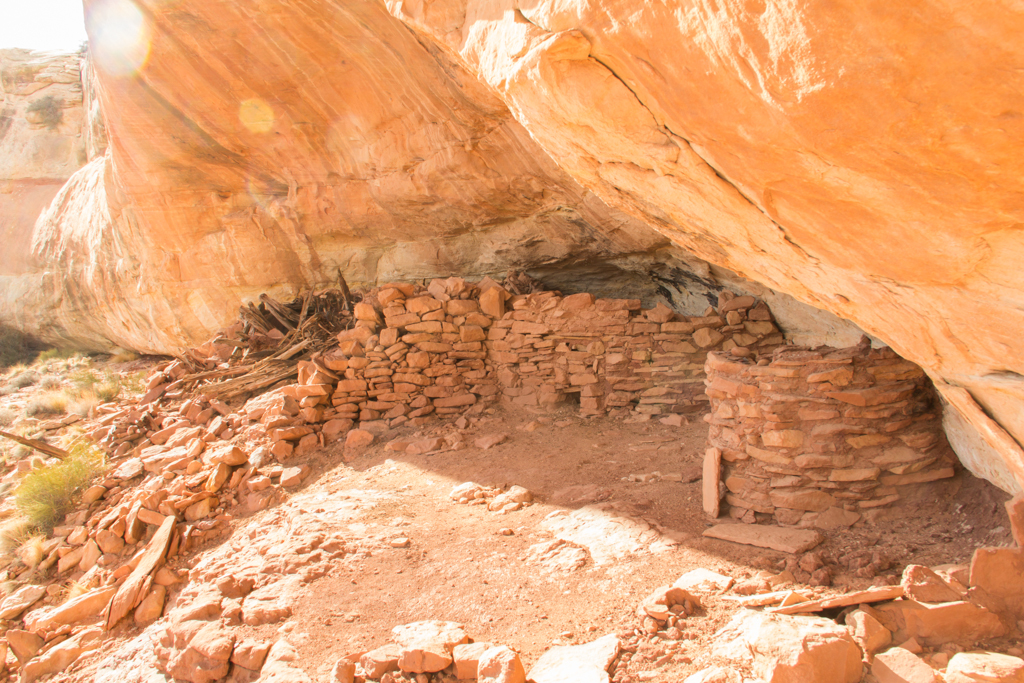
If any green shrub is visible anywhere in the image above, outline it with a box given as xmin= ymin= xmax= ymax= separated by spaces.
xmin=14 ymin=444 xmax=106 ymax=532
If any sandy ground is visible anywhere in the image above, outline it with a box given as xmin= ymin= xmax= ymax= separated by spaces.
xmin=2 ymin=358 xmax=1016 ymax=682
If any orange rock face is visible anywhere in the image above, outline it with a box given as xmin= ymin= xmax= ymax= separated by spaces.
xmin=385 ymin=0 xmax=1024 ymax=494
xmin=0 ymin=1 xmax=1023 ymax=494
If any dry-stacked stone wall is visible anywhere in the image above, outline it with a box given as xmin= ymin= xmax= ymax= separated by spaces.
xmin=703 ymin=342 xmax=956 ymax=525
xmin=276 ymin=281 xmax=786 ymax=446
xmin=484 ymin=291 xmax=784 ymax=417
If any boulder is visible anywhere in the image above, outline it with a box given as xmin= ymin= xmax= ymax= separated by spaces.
xmin=896 ymin=600 xmax=1008 ymax=646
xmin=23 ymin=585 xmax=118 ymax=633
xmin=945 ymin=652 xmax=1024 ymax=683
xmin=391 ymin=621 xmax=469 ymax=673
xmin=231 ymin=639 xmax=271 ymax=670
xmin=135 ymin=584 xmax=167 ymax=625
xmin=901 ymin=565 xmax=963 ymax=603
xmin=712 ymin=610 xmax=862 ymax=683
xmin=969 ymin=547 xmax=1024 ymax=619
xmin=6 ymin=629 xmax=44 ymax=665
xmin=846 ymin=609 xmax=892 ymax=657
xmin=0 ymin=585 xmax=45 ymax=620
xmin=329 ymin=659 xmax=356 ymax=683
xmin=478 ymin=646 xmax=527 ymax=683
xmin=683 ymin=668 xmax=743 ymax=683
xmin=360 ymin=645 xmax=400 ymax=678
xmin=674 ymin=568 xmax=734 ymax=593
xmin=453 ymin=642 xmax=495 ymax=679
xmin=20 ymin=627 xmax=103 ymax=683
xmin=256 ymin=640 xmax=312 ymax=683
xmin=528 ymin=634 xmax=620 ymax=683
xmin=487 ymin=486 xmax=533 ymax=512
xmin=871 ymin=647 xmax=936 ymax=683
xmin=163 ymin=621 xmax=235 ymax=683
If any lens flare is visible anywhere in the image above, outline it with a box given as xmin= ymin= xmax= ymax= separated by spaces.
xmin=239 ymin=99 xmax=275 ymax=134
xmin=86 ymin=0 xmax=152 ymax=77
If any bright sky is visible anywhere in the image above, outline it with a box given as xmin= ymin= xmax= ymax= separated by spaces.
xmin=0 ymin=0 xmax=88 ymax=52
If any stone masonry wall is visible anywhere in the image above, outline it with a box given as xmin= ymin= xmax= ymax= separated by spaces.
xmin=270 ymin=281 xmax=786 ymax=458
xmin=482 ymin=291 xmax=783 ymax=417
xmin=703 ymin=341 xmax=956 ymax=526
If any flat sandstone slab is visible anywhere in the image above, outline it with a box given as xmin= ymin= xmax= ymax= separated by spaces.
xmin=703 ymin=523 xmax=824 ymax=554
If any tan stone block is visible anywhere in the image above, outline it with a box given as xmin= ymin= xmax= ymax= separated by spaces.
xmin=693 ymin=327 xmax=725 ymax=348
xmin=872 ymin=647 xmax=935 ymax=683
xmin=769 ymin=488 xmax=836 ymax=512
xmin=945 ymin=652 xmax=1024 ymax=683
xmin=406 ymin=296 xmax=443 ymax=314
xmin=762 ymin=430 xmax=804 ymax=448
xmin=847 ymin=609 xmax=892 ymax=656
xmin=745 ymin=444 xmax=793 ymax=465
xmin=969 ymin=547 xmax=1024 ymax=619
xmin=460 ymin=325 xmax=486 ymax=342
xmin=847 ymin=434 xmax=892 ymax=449
xmin=829 ymin=467 xmax=881 ymax=482
xmin=447 ymin=299 xmax=479 ymax=315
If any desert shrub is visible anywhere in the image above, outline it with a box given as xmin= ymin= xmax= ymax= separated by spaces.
xmin=8 ymin=371 xmax=38 ymax=389
xmin=66 ymin=369 xmax=120 ymax=406
xmin=38 ymin=375 xmax=61 ymax=391
xmin=0 ymin=517 xmax=34 ymax=557
xmin=25 ymin=96 xmax=63 ymax=129
xmin=0 ymin=408 xmax=14 ymax=427
xmin=23 ymin=392 xmax=68 ymax=417
xmin=122 ymin=370 xmax=147 ymax=395
xmin=109 ymin=349 xmax=140 ymax=364
xmin=66 ymin=394 xmax=100 ymax=418
xmin=17 ymin=535 xmax=46 ymax=568
xmin=14 ymin=444 xmax=105 ymax=532
xmin=93 ymin=374 xmax=121 ymax=402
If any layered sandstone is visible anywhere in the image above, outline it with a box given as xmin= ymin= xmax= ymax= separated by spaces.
xmin=0 ymin=50 xmax=93 ymax=279
xmin=383 ymin=0 xmax=1024 ymax=494
xmin=0 ymin=1 xmax=1022 ymax=495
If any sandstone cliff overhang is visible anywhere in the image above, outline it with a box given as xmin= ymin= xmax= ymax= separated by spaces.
xmin=0 ymin=1 xmax=1021 ymax=496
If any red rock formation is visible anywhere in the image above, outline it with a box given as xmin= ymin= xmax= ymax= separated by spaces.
xmin=0 ymin=1 xmax=1022 ymax=495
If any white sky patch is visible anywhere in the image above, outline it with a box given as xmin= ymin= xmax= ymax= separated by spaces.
xmin=0 ymin=0 xmax=88 ymax=53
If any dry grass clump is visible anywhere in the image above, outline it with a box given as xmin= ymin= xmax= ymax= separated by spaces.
xmin=0 ymin=408 xmax=15 ymax=427
xmin=23 ymin=392 xmax=69 ymax=417
xmin=109 ymin=348 xmax=140 ymax=364
xmin=8 ymin=371 xmax=39 ymax=389
xmin=70 ymin=369 xmax=121 ymax=402
xmin=38 ymin=375 xmax=62 ymax=391
xmin=66 ymin=394 xmax=100 ymax=418
xmin=0 ymin=517 xmax=35 ymax=557
xmin=17 ymin=535 xmax=46 ymax=569
xmin=14 ymin=444 xmax=106 ymax=532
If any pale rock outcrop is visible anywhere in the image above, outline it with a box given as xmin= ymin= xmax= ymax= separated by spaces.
xmin=712 ymin=610 xmax=863 ymax=683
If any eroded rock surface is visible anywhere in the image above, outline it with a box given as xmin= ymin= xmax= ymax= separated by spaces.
xmin=1 ymin=0 xmax=1023 ymax=496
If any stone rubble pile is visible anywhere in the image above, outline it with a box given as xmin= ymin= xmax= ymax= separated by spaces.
xmin=703 ymin=338 xmax=956 ymax=523
xmin=676 ymin=500 xmax=1024 ymax=683
xmin=340 ymin=620 xmax=622 ymax=683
